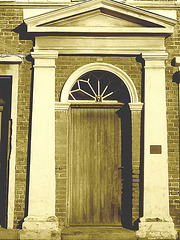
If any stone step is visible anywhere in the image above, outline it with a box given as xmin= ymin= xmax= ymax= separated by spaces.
xmin=61 ymin=226 xmax=137 ymax=240
xmin=0 ymin=228 xmax=20 ymax=240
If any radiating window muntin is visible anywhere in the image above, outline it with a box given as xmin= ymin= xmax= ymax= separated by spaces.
xmin=68 ymin=70 xmax=130 ymax=103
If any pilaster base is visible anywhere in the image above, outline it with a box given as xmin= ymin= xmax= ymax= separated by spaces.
xmin=136 ymin=217 xmax=177 ymax=240
xmin=20 ymin=216 xmax=61 ymax=240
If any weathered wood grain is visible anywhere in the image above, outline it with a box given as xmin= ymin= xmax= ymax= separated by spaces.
xmin=70 ymin=107 xmax=122 ymax=225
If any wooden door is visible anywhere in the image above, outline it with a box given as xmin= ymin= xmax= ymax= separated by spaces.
xmin=70 ymin=106 xmax=122 ymax=225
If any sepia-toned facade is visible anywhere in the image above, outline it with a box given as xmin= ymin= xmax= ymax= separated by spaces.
xmin=0 ymin=0 xmax=179 ymax=239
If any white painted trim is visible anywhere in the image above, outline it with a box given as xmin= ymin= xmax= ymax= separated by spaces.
xmin=34 ymin=65 xmax=56 ymax=68
xmin=0 ymin=54 xmax=24 ymax=63
xmin=60 ymin=63 xmax=139 ymax=104
xmin=0 ymin=55 xmax=23 ymax=229
xmin=1 ymin=1 xmax=180 ymax=10
xmin=27 ymin=26 xmax=174 ymax=34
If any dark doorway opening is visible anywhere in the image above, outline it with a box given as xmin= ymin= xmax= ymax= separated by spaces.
xmin=0 ymin=76 xmax=12 ymax=228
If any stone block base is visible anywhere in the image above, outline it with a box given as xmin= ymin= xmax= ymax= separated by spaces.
xmin=136 ymin=217 xmax=177 ymax=240
xmin=20 ymin=216 xmax=61 ymax=240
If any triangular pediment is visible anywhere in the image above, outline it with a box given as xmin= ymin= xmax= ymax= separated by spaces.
xmin=42 ymin=8 xmax=160 ymax=28
xmin=24 ymin=0 xmax=177 ymax=34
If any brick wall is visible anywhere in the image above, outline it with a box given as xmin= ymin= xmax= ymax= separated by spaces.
xmin=131 ymin=110 xmax=142 ymax=228
xmin=0 ymin=8 xmax=33 ymax=228
xmin=14 ymin=59 xmax=32 ymax=228
xmin=55 ymin=110 xmax=69 ymax=227
xmin=165 ymin=10 xmax=180 ymax=229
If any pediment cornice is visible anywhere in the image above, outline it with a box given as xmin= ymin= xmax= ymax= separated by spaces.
xmin=24 ymin=0 xmax=177 ymax=35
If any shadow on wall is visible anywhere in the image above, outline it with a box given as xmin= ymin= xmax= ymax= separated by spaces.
xmin=13 ymin=22 xmax=34 ymax=41
xmin=17 ymin=57 xmax=34 ymax=229
xmin=116 ymin=106 xmax=132 ymax=229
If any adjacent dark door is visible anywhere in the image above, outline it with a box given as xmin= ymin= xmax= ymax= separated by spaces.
xmin=70 ymin=106 xmax=122 ymax=225
xmin=0 ymin=77 xmax=12 ymax=228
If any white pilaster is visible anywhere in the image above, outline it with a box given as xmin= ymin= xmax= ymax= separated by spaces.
xmin=21 ymin=50 xmax=60 ymax=240
xmin=136 ymin=53 xmax=177 ymax=239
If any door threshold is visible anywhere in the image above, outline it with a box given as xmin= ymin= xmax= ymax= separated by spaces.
xmin=61 ymin=226 xmax=137 ymax=240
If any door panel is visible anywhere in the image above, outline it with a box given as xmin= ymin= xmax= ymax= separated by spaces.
xmin=70 ymin=107 xmax=122 ymax=225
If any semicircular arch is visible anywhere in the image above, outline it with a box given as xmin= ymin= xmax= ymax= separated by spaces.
xmin=60 ymin=62 xmax=139 ymax=103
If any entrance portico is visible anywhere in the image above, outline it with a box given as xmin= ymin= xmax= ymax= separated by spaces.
xmin=21 ymin=0 xmax=177 ymax=239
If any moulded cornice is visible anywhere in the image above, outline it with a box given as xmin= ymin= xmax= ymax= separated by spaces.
xmin=1 ymin=1 xmax=180 ymax=10
xmin=27 ymin=26 xmax=175 ymax=34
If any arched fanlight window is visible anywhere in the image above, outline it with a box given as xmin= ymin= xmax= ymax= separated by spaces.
xmin=68 ymin=70 xmax=130 ymax=103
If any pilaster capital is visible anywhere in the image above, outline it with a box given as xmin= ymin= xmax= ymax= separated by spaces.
xmin=31 ymin=50 xmax=58 ymax=60
xmin=141 ymin=53 xmax=168 ymax=61
xmin=31 ymin=50 xmax=58 ymax=68
xmin=142 ymin=53 xmax=168 ymax=69
xmin=129 ymin=102 xmax=144 ymax=111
